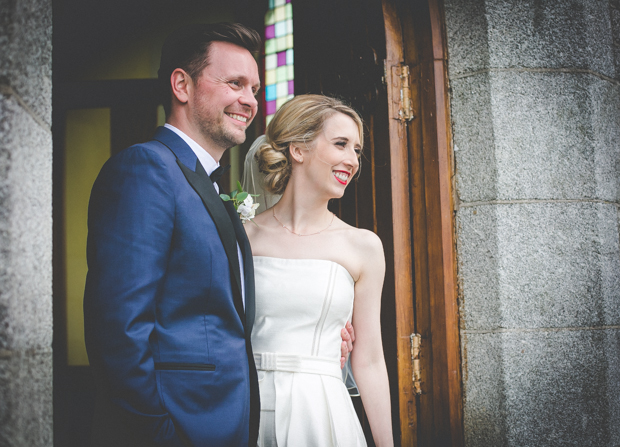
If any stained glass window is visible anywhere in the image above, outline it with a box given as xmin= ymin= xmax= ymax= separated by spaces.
xmin=264 ymin=0 xmax=294 ymax=126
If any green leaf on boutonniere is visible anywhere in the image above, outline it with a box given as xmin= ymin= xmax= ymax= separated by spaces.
xmin=220 ymin=182 xmax=260 ymax=225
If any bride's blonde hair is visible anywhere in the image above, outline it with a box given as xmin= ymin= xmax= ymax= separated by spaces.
xmin=256 ymin=94 xmax=364 ymax=195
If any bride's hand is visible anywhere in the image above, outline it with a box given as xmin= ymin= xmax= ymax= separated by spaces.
xmin=340 ymin=321 xmax=355 ymax=369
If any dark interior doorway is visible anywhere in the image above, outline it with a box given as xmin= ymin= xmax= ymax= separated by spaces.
xmin=52 ymin=1 xmax=462 ymax=446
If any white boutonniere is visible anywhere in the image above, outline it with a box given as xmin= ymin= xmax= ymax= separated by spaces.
xmin=220 ymin=181 xmax=260 ymax=224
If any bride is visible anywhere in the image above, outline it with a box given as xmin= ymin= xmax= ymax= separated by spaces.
xmin=243 ymin=94 xmax=393 ymax=446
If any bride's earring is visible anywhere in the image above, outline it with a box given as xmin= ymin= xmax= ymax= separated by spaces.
xmin=290 ymin=144 xmax=303 ymax=163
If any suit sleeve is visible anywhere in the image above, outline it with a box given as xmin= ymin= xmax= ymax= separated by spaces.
xmin=84 ymin=146 xmax=186 ymax=446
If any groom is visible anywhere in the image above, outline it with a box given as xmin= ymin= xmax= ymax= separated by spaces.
xmin=84 ymin=23 xmax=263 ymax=447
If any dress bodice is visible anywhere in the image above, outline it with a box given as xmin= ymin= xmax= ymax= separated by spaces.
xmin=251 ymin=256 xmax=355 ymax=360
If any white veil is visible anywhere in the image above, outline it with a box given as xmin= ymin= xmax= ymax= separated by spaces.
xmin=241 ymin=135 xmax=282 ymax=214
xmin=241 ymin=134 xmax=360 ymax=397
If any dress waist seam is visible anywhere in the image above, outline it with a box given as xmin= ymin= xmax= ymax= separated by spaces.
xmin=254 ymin=352 xmax=341 ymax=380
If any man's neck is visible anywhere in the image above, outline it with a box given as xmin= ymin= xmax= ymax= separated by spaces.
xmin=166 ymin=118 xmax=225 ymax=162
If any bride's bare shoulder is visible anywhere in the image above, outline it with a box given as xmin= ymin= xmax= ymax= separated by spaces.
xmin=335 ymin=222 xmax=384 ymax=257
xmin=353 ymin=227 xmax=383 ymax=255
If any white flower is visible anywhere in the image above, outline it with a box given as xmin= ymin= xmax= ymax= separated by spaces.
xmin=243 ymin=195 xmax=254 ymax=207
xmin=220 ymin=181 xmax=260 ymax=224
xmin=237 ymin=195 xmax=260 ymax=223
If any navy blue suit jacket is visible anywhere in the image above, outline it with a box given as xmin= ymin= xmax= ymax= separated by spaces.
xmin=84 ymin=127 xmax=259 ymax=447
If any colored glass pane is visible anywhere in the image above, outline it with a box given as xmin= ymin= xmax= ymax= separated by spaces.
xmin=276 ymin=81 xmax=288 ymax=98
xmin=265 ymin=39 xmax=276 ymax=55
xmin=276 ymin=97 xmax=288 ymax=109
xmin=288 ymin=80 xmax=295 ymax=95
xmin=276 ymin=66 xmax=287 ymax=82
xmin=265 ymin=24 xmax=275 ymax=39
xmin=275 ymin=21 xmax=287 ymax=38
xmin=286 ymin=19 xmax=293 ymax=34
xmin=265 ymin=10 xmax=275 ymax=25
xmin=285 ymin=34 xmax=294 ymax=49
xmin=277 ymin=51 xmax=287 ymax=67
xmin=286 ymin=65 xmax=294 ymax=80
xmin=274 ymin=36 xmax=284 ymax=52
xmin=286 ymin=49 xmax=294 ymax=65
xmin=265 ymin=69 xmax=276 ymax=85
xmin=266 ymin=100 xmax=277 ymax=115
xmin=265 ymin=54 xmax=277 ymax=70
xmin=265 ymin=85 xmax=277 ymax=102
xmin=275 ymin=0 xmax=285 ymax=6
xmin=274 ymin=6 xmax=285 ymax=21
xmin=285 ymin=3 xmax=292 ymax=18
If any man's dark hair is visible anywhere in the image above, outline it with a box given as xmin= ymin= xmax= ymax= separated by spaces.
xmin=158 ymin=22 xmax=262 ymax=116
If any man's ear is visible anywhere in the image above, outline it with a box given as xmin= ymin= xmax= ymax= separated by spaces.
xmin=289 ymin=143 xmax=304 ymax=163
xmin=170 ymin=68 xmax=192 ymax=104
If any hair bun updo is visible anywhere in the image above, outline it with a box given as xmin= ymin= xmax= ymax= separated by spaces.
xmin=255 ymin=138 xmax=291 ymax=196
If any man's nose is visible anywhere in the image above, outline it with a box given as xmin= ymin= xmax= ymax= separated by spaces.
xmin=240 ymin=89 xmax=258 ymax=109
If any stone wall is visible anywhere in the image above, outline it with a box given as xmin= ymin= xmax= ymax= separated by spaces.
xmin=0 ymin=0 xmax=53 ymax=445
xmin=444 ymin=0 xmax=620 ymax=445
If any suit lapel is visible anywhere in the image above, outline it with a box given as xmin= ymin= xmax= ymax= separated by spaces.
xmin=224 ymin=202 xmax=256 ymax=337
xmin=175 ymin=159 xmax=245 ymax=324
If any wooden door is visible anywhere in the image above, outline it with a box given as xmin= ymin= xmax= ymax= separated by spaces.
xmin=293 ymin=0 xmax=463 ymax=445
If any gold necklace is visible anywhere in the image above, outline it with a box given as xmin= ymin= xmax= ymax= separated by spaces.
xmin=272 ymin=208 xmax=335 ymax=237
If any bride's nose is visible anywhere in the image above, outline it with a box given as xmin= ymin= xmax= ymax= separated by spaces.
xmin=345 ymin=151 xmax=359 ymax=171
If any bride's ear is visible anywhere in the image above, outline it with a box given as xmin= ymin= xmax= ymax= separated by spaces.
xmin=289 ymin=144 xmax=304 ymax=164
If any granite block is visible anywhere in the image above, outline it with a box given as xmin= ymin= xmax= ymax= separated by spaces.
xmin=444 ymin=0 xmax=490 ymax=78
xmin=0 ymin=350 xmax=53 ymax=447
xmin=455 ymin=202 xmax=502 ymax=329
xmin=452 ymin=71 xmax=620 ymax=203
xmin=457 ymin=202 xmax=620 ymax=331
xmin=611 ymin=6 xmax=620 ymax=46
xmin=450 ymin=73 xmax=499 ymax=203
xmin=463 ymin=329 xmax=620 ymax=447
xmin=0 ymin=92 xmax=53 ymax=352
xmin=445 ymin=0 xmax=615 ymax=78
xmin=0 ymin=0 xmax=52 ymax=125
xmin=461 ymin=332 xmax=507 ymax=446
xmin=591 ymin=79 xmax=620 ymax=201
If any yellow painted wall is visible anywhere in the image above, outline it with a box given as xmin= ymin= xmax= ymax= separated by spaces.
xmin=65 ymin=108 xmax=111 ymax=366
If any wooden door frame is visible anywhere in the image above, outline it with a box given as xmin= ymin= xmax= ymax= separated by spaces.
xmin=383 ymin=0 xmax=463 ymax=445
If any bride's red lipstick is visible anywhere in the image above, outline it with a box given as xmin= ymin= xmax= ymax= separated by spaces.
xmin=333 ymin=170 xmax=350 ymax=185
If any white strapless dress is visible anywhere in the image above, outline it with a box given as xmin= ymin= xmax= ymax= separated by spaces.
xmin=252 ymin=256 xmax=367 ymax=447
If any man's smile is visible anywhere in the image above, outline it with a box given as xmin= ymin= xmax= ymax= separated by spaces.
xmin=226 ymin=112 xmax=250 ymax=124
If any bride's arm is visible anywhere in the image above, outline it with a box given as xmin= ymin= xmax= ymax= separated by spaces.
xmin=350 ymin=230 xmax=394 ymax=447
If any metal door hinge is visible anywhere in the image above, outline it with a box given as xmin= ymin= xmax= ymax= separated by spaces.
xmin=398 ymin=65 xmax=415 ymax=122
xmin=385 ymin=61 xmax=416 ymax=124
xmin=410 ymin=333 xmax=423 ymax=395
